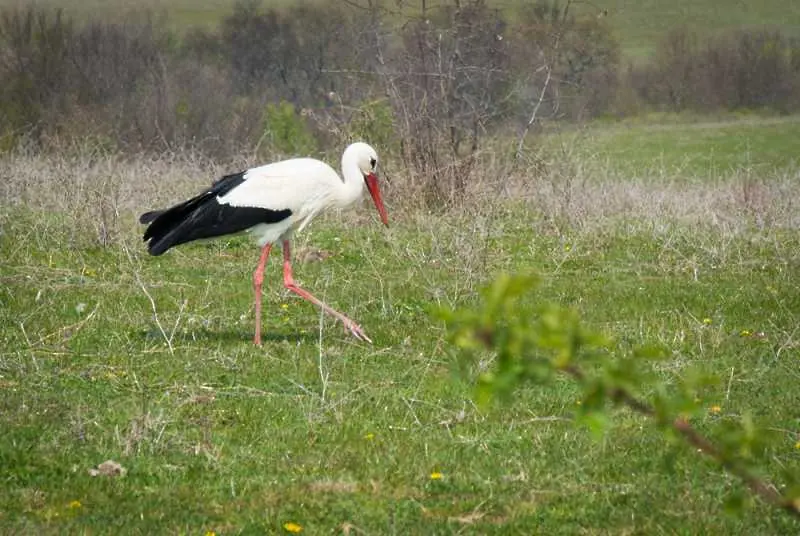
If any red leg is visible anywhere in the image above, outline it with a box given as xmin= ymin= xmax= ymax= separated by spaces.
xmin=253 ymin=243 xmax=272 ymax=345
xmin=281 ymin=240 xmax=372 ymax=343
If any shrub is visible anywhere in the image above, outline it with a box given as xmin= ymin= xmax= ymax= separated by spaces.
xmin=259 ymin=101 xmax=317 ymax=158
xmin=0 ymin=7 xmax=73 ymax=142
xmin=382 ymin=0 xmax=513 ymax=205
xmin=627 ymin=27 xmax=800 ymax=114
xmin=510 ymin=0 xmax=620 ymax=121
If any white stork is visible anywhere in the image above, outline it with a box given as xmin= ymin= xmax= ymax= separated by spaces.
xmin=139 ymin=142 xmax=389 ymax=345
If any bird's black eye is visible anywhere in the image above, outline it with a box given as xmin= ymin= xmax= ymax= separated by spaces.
xmin=369 ymin=157 xmax=377 ymax=169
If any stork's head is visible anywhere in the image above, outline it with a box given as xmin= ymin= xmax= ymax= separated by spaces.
xmin=345 ymin=142 xmax=389 ymax=227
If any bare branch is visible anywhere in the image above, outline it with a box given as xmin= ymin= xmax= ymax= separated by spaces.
xmin=515 ymin=62 xmax=552 ymax=161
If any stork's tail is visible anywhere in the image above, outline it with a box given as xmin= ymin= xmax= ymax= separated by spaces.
xmin=139 ymin=210 xmax=164 ymax=225
xmin=139 ymin=199 xmax=206 ymax=256
xmin=138 ymin=173 xmax=245 ymax=256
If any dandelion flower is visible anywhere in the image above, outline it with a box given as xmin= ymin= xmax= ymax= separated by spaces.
xmin=430 ymin=472 xmax=443 ymax=480
xmin=795 ymin=441 xmax=800 ymax=450
xmin=702 ymin=317 xmax=712 ymax=325
xmin=283 ymin=522 xmax=303 ymax=533
xmin=710 ymin=405 xmax=722 ymax=414
xmin=739 ymin=329 xmax=751 ymax=337
xmin=205 ymin=532 xmax=216 ymax=536
xmin=364 ymin=433 xmax=375 ymax=440
xmin=68 ymin=500 xmax=82 ymax=509
xmin=281 ymin=303 xmax=289 ymax=310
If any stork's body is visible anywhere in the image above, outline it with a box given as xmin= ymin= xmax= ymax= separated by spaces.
xmin=139 ymin=142 xmax=388 ymax=344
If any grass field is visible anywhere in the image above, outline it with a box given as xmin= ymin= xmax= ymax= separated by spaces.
xmin=2 ymin=0 xmax=799 ymax=57
xmin=582 ymin=0 xmax=800 ymax=58
xmin=1 ymin=117 xmax=800 ymax=533
xmin=545 ymin=114 xmax=800 ymax=178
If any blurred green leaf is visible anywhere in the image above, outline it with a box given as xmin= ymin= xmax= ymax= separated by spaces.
xmin=441 ymin=270 xmax=798 ymax=519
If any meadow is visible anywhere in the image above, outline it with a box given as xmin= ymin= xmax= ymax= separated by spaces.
xmin=2 ymin=0 xmax=800 ymax=531
xmin=1 ymin=117 xmax=799 ymax=533
xmin=545 ymin=114 xmax=800 ymax=177
xmin=2 ymin=0 xmax=799 ymax=56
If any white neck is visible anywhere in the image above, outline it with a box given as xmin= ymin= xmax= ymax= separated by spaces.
xmin=337 ymin=146 xmax=366 ymax=208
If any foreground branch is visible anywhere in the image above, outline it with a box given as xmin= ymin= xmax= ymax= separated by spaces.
xmin=561 ymin=364 xmax=800 ymax=518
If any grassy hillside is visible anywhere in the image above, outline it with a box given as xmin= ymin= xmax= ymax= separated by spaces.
xmin=2 ymin=0 xmax=799 ymax=57
xmin=584 ymin=0 xmax=800 ymax=58
xmin=543 ymin=115 xmax=800 ymax=177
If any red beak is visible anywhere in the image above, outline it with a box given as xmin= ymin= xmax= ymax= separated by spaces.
xmin=364 ymin=172 xmax=389 ymax=227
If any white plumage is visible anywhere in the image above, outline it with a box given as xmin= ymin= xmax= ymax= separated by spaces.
xmin=139 ymin=142 xmax=388 ymax=344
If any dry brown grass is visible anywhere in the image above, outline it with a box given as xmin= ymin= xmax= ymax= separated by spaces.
xmin=2 ymin=144 xmax=798 ymax=258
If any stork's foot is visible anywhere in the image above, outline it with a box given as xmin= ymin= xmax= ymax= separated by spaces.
xmin=341 ymin=317 xmax=372 ymax=344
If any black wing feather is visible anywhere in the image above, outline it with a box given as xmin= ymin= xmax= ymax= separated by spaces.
xmin=139 ymin=171 xmax=292 ymax=256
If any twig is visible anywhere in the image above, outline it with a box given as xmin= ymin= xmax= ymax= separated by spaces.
xmin=726 ymin=366 xmax=735 ymax=401
xmin=515 ymin=62 xmax=553 ymax=161
xmin=18 ymin=321 xmax=39 ymax=372
xmin=37 ymin=302 xmax=101 ymax=344
xmin=122 ymin=243 xmax=174 ymax=355
xmin=317 ymin=305 xmax=329 ymax=404
xmin=168 ymin=298 xmax=187 ymax=349
xmin=561 ymin=364 xmax=800 ymax=518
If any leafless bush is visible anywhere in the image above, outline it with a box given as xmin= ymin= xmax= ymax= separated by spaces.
xmin=0 ymin=7 xmax=73 ymax=143
xmin=373 ymin=0 xmax=512 ymax=206
xmin=209 ymin=0 xmax=375 ymax=105
xmin=626 ymin=27 xmax=800 ymax=113
xmin=511 ymin=1 xmax=620 ymax=121
xmin=3 ymin=0 xmax=797 ymax=194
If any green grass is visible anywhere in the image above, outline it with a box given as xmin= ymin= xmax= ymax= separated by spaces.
xmin=1 ymin=139 xmax=799 ymax=533
xmin=582 ymin=0 xmax=800 ymax=58
xmin=541 ymin=114 xmax=800 ymax=178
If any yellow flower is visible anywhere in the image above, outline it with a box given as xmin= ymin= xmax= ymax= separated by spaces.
xmin=795 ymin=441 xmax=800 ymax=450
xmin=364 ymin=433 xmax=375 ymax=440
xmin=710 ymin=405 xmax=722 ymax=414
xmin=430 ymin=472 xmax=443 ymax=480
xmin=283 ymin=522 xmax=303 ymax=533
xmin=68 ymin=500 xmax=82 ymax=509
xmin=702 ymin=318 xmax=712 ymax=325
xmin=280 ymin=303 xmax=289 ymax=310
xmin=205 ymin=532 xmax=216 ymax=536
xmin=740 ymin=329 xmax=752 ymax=337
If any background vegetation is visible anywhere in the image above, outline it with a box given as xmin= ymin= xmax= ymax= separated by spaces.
xmin=1 ymin=0 xmax=799 ymax=533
